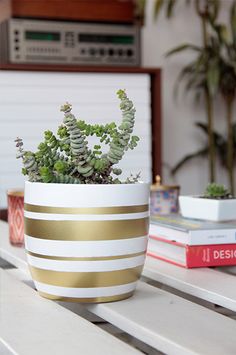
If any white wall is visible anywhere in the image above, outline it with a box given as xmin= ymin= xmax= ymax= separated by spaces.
xmin=1 ymin=1 xmax=233 ymax=207
xmin=142 ymin=0 xmax=231 ymax=195
xmin=0 ymin=72 xmax=152 ymax=208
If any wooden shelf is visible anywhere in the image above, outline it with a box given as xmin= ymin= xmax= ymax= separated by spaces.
xmin=0 ymin=63 xmax=161 ymax=181
xmin=0 ymin=63 xmax=158 ymax=74
xmin=11 ymin=0 xmax=136 ymax=23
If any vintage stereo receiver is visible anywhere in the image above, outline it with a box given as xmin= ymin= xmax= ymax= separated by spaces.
xmin=0 ymin=18 xmax=140 ymax=66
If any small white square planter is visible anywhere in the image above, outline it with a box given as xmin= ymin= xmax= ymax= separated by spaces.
xmin=179 ymin=195 xmax=236 ymax=222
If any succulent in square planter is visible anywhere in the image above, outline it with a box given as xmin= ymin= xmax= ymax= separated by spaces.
xmin=15 ymin=89 xmax=150 ymax=303
xmin=202 ymin=183 xmax=233 ymax=200
xmin=179 ymin=183 xmax=236 ymax=222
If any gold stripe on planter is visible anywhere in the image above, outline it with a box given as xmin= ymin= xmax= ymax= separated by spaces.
xmin=24 ymin=217 xmax=149 ymax=241
xmin=38 ymin=291 xmax=134 ymax=303
xmin=24 ymin=203 xmax=149 ymax=214
xmin=29 ymin=265 xmax=143 ymax=287
xmin=27 ymin=251 xmax=146 ymax=261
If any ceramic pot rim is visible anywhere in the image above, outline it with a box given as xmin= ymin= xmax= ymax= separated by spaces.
xmin=25 ymin=181 xmax=149 ymax=188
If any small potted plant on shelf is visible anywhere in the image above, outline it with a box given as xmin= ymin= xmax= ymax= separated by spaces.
xmin=15 ymin=89 xmax=150 ymax=303
xmin=179 ymin=183 xmax=236 ymax=222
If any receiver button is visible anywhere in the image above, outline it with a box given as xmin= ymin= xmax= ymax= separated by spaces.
xmin=118 ymin=49 xmax=123 ymax=56
xmin=89 ymin=48 xmax=96 ymax=55
xmin=127 ymin=49 xmax=133 ymax=57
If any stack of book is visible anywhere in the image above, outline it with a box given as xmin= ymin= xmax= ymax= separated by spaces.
xmin=148 ymin=215 xmax=236 ymax=268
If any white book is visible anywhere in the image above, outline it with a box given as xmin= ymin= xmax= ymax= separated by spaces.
xmin=150 ymin=215 xmax=236 ymax=246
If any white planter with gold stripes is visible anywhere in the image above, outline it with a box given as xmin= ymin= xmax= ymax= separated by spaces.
xmin=24 ymin=181 xmax=150 ymax=303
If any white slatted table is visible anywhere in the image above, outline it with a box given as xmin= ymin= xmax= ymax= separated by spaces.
xmin=144 ymin=257 xmax=236 ymax=312
xmin=0 ymin=270 xmax=141 ymax=355
xmin=1 ymin=220 xmax=236 ymax=355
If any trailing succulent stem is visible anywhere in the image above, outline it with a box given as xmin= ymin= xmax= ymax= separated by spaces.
xmin=16 ymin=90 xmax=140 ymax=184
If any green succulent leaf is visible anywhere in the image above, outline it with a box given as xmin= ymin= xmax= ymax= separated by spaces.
xmin=39 ymin=166 xmax=54 ymax=183
xmin=54 ymin=160 xmax=67 ymax=173
xmin=204 ymin=183 xmax=230 ymax=198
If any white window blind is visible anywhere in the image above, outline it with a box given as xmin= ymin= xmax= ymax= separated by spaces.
xmin=0 ymin=71 xmax=152 ymax=208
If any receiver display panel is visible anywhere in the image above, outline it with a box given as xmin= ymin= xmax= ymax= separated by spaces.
xmin=79 ymin=33 xmax=134 ymax=45
xmin=25 ymin=31 xmax=60 ymax=41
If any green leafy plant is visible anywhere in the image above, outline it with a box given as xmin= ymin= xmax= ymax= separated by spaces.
xmin=164 ymin=0 xmax=221 ymax=184
xmin=15 ymin=89 xmax=140 ymax=184
xmin=151 ymin=0 xmax=236 ymax=194
xmin=166 ymin=2 xmax=236 ymax=194
xmin=153 ymin=0 xmax=191 ymax=20
xmin=209 ymin=1 xmax=236 ymax=195
xmin=203 ymin=182 xmax=231 ymax=198
xmin=171 ymin=122 xmax=236 ymax=175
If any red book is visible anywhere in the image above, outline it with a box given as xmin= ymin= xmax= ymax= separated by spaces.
xmin=148 ymin=235 xmax=236 ymax=268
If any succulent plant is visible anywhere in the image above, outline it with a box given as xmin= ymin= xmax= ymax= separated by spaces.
xmin=15 ymin=89 xmax=140 ymax=184
xmin=203 ymin=183 xmax=231 ymax=199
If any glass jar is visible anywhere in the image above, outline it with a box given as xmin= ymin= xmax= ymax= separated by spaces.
xmin=7 ymin=189 xmax=24 ymax=246
xmin=150 ymin=176 xmax=180 ymax=215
